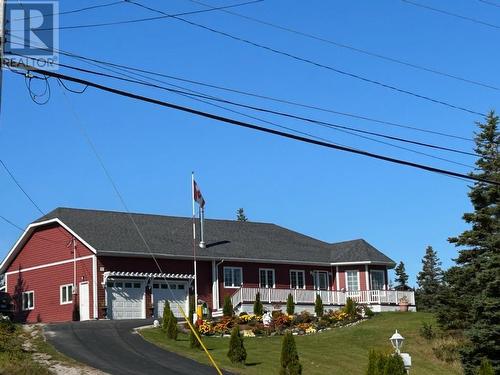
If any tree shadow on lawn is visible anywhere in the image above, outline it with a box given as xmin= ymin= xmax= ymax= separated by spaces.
xmin=244 ymin=362 xmax=262 ymax=367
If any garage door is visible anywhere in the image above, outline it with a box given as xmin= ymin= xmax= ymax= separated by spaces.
xmin=153 ymin=282 xmax=188 ymax=319
xmin=108 ymin=280 xmax=145 ymax=320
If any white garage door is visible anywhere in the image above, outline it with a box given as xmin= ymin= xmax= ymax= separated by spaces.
xmin=153 ymin=282 xmax=188 ymax=319
xmin=108 ymin=280 xmax=145 ymax=320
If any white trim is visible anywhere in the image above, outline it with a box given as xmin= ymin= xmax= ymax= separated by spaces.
xmin=0 ymin=218 xmax=98 ymax=274
xmin=60 ymin=284 xmax=73 ymax=305
xmin=211 ymin=260 xmax=217 ymax=310
xmin=259 ymin=268 xmax=276 ymax=288
xmin=5 ymin=255 xmax=95 ymax=275
xmin=22 ymin=290 xmax=35 ymax=310
xmin=289 ymin=269 xmax=306 ymax=289
xmin=370 ymin=269 xmax=386 ymax=290
xmin=98 ymin=251 xmax=395 ymax=267
xmin=223 ymin=266 xmax=243 ymax=288
xmin=364 ymin=265 xmax=370 ymax=291
xmin=335 ymin=266 xmax=339 ymax=291
xmin=92 ymin=255 xmax=98 ymax=319
xmin=345 ymin=270 xmax=360 ymax=291
xmin=79 ymin=281 xmax=90 ymax=321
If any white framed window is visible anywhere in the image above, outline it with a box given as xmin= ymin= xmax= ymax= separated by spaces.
xmin=259 ymin=268 xmax=275 ymax=288
xmin=60 ymin=284 xmax=73 ymax=305
xmin=370 ymin=270 xmax=385 ymax=290
xmin=224 ymin=267 xmax=243 ymax=288
xmin=22 ymin=291 xmax=34 ymax=310
xmin=345 ymin=270 xmax=360 ymax=291
xmin=290 ymin=270 xmax=305 ymax=289
xmin=313 ymin=271 xmax=329 ymax=290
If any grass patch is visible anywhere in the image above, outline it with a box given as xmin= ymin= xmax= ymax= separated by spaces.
xmin=141 ymin=312 xmax=463 ymax=375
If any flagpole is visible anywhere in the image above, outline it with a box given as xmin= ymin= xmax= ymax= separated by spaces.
xmin=191 ymin=172 xmax=198 ymax=323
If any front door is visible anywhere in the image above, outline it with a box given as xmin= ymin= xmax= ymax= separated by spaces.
xmin=79 ymin=282 xmax=90 ymax=321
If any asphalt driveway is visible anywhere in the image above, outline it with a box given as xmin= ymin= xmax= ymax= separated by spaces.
xmin=44 ymin=319 xmax=224 ymax=375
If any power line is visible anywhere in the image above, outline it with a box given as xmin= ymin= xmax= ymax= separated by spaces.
xmin=5 ymin=34 xmax=475 ymax=142
xmin=11 ymin=51 xmax=478 ymax=161
xmin=0 ymin=214 xmax=24 ymax=231
xmin=402 ymin=0 xmax=500 ymax=30
xmin=123 ymin=0 xmax=486 ymax=117
xmin=8 ymin=60 xmax=498 ymax=186
xmin=479 ymin=0 xmax=500 ymax=8
xmin=187 ymin=0 xmax=500 ymax=92
xmin=11 ymin=0 xmax=262 ymax=31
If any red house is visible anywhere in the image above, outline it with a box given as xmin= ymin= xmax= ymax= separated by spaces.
xmin=0 ymin=208 xmax=415 ymax=323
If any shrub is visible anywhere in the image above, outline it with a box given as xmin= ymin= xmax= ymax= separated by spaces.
xmin=227 ymin=326 xmax=247 ymax=363
xmin=254 ymin=292 xmax=264 ymax=316
xmin=166 ymin=310 xmax=178 ymax=340
xmin=286 ymin=293 xmax=295 ymax=315
xmin=188 ymin=295 xmax=195 ymax=322
xmin=314 ymin=294 xmax=324 ymax=318
xmin=419 ymin=321 xmax=435 ymax=340
xmin=343 ymin=297 xmax=358 ymax=319
xmin=190 ymin=324 xmax=202 ymax=349
xmin=432 ymin=337 xmax=463 ymax=363
xmin=293 ymin=311 xmax=314 ymax=324
xmin=162 ymin=302 xmax=171 ymax=331
xmin=477 ymin=358 xmax=494 ymax=375
xmin=363 ymin=305 xmax=374 ymax=318
xmin=366 ymin=350 xmax=388 ymax=375
xmin=280 ymin=331 xmax=302 ymax=375
xmin=383 ymin=354 xmax=406 ymax=375
xmin=223 ymin=296 xmax=233 ymax=317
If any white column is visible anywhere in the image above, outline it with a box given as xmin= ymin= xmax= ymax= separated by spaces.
xmin=335 ymin=266 xmax=339 ymax=291
xmin=92 ymin=256 xmax=98 ymax=319
xmin=211 ymin=260 xmax=218 ymax=310
xmin=365 ymin=265 xmax=370 ymax=290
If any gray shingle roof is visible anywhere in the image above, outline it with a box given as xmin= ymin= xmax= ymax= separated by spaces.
xmin=36 ymin=207 xmax=395 ymax=266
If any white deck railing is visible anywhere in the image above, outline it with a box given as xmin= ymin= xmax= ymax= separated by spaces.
xmin=231 ymin=287 xmax=415 ymax=308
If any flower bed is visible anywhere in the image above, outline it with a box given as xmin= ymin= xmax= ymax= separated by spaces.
xmin=195 ymin=299 xmax=373 ymax=337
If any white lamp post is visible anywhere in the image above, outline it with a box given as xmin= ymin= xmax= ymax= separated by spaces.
xmin=390 ymin=329 xmax=404 ymax=354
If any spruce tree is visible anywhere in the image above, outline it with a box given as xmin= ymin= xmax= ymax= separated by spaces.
xmin=314 ymin=294 xmax=323 ymax=318
xmin=437 ymin=111 xmax=499 ymax=374
xmin=280 ymin=331 xmax=302 ymax=375
xmin=162 ymin=302 xmax=171 ymax=331
xmin=416 ymin=246 xmax=443 ymax=311
xmin=190 ymin=324 xmax=202 ymax=349
xmin=166 ymin=310 xmax=178 ymax=340
xmin=382 ymin=354 xmax=406 ymax=375
xmin=253 ymin=292 xmax=263 ymax=315
xmin=236 ymin=208 xmax=248 ymax=222
xmin=286 ymin=293 xmax=295 ymax=316
xmin=227 ymin=326 xmax=247 ymax=363
xmin=394 ymin=261 xmax=409 ymax=290
xmin=477 ymin=358 xmax=495 ymax=375
xmin=223 ymin=295 xmax=233 ymax=317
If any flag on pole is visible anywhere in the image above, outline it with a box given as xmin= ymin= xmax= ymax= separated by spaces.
xmin=193 ymin=180 xmax=205 ymax=208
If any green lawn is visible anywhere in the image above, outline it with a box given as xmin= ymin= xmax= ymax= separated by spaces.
xmin=140 ymin=312 xmax=463 ymax=375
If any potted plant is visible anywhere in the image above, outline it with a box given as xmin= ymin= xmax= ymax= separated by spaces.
xmin=398 ymin=296 xmax=409 ymax=312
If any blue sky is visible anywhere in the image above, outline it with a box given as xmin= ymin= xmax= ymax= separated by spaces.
xmin=1 ymin=0 xmax=498 ymax=285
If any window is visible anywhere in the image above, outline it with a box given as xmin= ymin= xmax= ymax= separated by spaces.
xmin=370 ymin=270 xmax=385 ymax=290
xmin=115 ymin=282 xmax=123 ymax=288
xmin=224 ymin=267 xmax=243 ymax=288
xmin=133 ymin=283 xmax=141 ymax=288
xmin=346 ymin=270 xmax=359 ymax=291
xmin=125 ymin=282 xmax=132 ymax=288
xmin=290 ymin=270 xmax=305 ymax=289
xmin=313 ymin=271 xmax=329 ymax=290
xmin=22 ymin=291 xmax=34 ymax=310
xmin=60 ymin=284 xmax=73 ymax=304
xmin=178 ymin=284 xmax=185 ymax=290
xmin=106 ymin=281 xmax=114 ymax=287
xmin=153 ymin=283 xmax=159 ymax=289
xmin=259 ymin=268 xmax=275 ymax=288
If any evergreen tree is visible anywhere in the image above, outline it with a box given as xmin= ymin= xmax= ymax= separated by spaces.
xmin=416 ymin=246 xmax=443 ymax=311
xmin=166 ymin=310 xmax=178 ymax=340
xmin=383 ymin=354 xmax=406 ymax=375
xmin=162 ymin=302 xmax=171 ymax=331
xmin=223 ymin=295 xmax=233 ymax=317
xmin=477 ymin=358 xmax=494 ymax=375
xmin=437 ymin=111 xmax=500 ymax=374
xmin=314 ymin=294 xmax=324 ymax=318
xmin=227 ymin=326 xmax=247 ymax=363
xmin=190 ymin=324 xmax=202 ymax=349
xmin=286 ymin=293 xmax=295 ymax=316
xmin=236 ymin=208 xmax=248 ymax=222
xmin=253 ymin=292 xmax=264 ymax=315
xmin=188 ymin=295 xmax=195 ymax=322
xmin=280 ymin=331 xmax=302 ymax=375
xmin=394 ymin=261 xmax=409 ymax=290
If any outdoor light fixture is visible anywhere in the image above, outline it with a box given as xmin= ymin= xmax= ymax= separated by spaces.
xmin=389 ymin=329 xmax=404 ymax=354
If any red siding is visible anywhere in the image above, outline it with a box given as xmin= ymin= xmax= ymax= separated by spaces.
xmin=9 ymin=224 xmax=94 ymax=271
xmin=6 ymin=258 xmax=94 ymax=323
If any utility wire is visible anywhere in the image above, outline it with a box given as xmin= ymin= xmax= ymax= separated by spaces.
xmin=187 ymin=0 xmax=500 ymax=92
xmin=5 ymin=34 xmax=475 ymax=142
xmin=402 ymin=0 xmax=500 ymax=30
xmin=479 ymin=0 xmax=500 ymax=8
xmin=13 ymin=0 xmax=262 ymax=31
xmin=124 ymin=0 xmax=486 ymax=117
xmin=8 ymin=50 xmax=478 ymax=163
xmin=0 ymin=214 xmax=24 ymax=231
xmin=7 ymin=60 xmax=498 ymax=186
